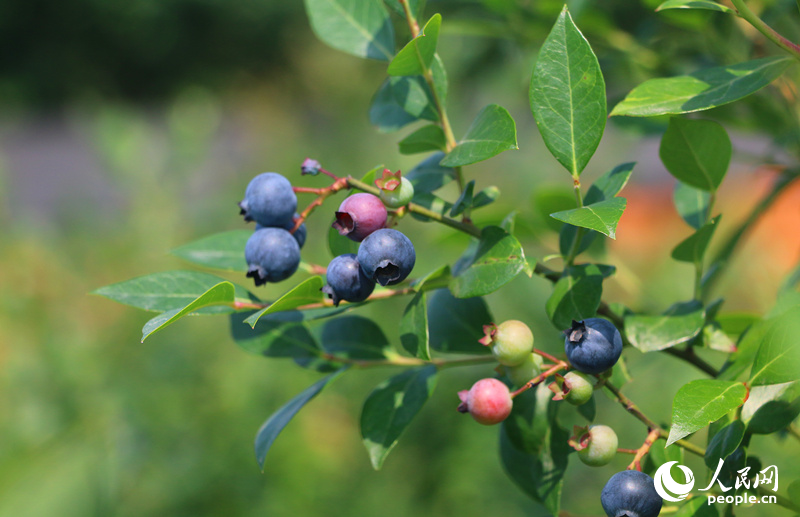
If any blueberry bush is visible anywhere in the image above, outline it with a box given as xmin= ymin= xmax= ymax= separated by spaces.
xmin=95 ymin=1 xmax=800 ymax=515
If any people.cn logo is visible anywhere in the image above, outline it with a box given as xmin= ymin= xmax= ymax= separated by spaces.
xmin=654 ymin=461 xmax=695 ymax=502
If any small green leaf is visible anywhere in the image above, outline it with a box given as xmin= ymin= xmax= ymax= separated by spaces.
xmin=405 ymin=152 xmax=456 ymax=193
xmin=546 ymin=264 xmax=610 ymax=330
xmin=439 ymin=104 xmax=518 ymax=167
xmin=398 ymin=124 xmax=446 ymax=154
xmin=660 ymin=117 xmax=731 ymax=192
xmin=584 ymin=162 xmax=635 ymax=205
xmin=449 ymin=180 xmax=474 ymax=217
xmin=749 ymin=307 xmax=800 ymax=386
xmin=472 ymin=186 xmax=500 ymax=210
xmin=672 ymin=215 xmax=721 ymax=263
xmin=400 ymin=292 xmax=431 ymax=360
xmin=255 ymin=369 xmax=345 ymax=470
xmin=387 ymin=14 xmax=441 ymax=76
xmin=141 ymin=282 xmax=235 ymax=341
xmin=171 ymin=230 xmax=250 ymax=271
xmin=244 ymin=277 xmax=325 ymax=327
xmin=429 ymin=54 xmax=448 ymax=108
xmin=611 ymin=57 xmax=793 ymax=117
xmin=674 ymin=181 xmax=711 ymax=230
xmin=361 ymin=366 xmax=438 ymax=469
xmin=328 ymin=225 xmax=360 ymax=257
xmin=656 ymin=0 xmax=735 ymax=13
xmin=321 ymin=315 xmax=389 ymax=360
xmin=530 ymin=5 xmax=606 ymax=176
xmin=550 ymin=197 xmax=627 ymax=239
xmin=93 ymin=270 xmax=254 ymax=314
xmin=229 ymin=311 xmax=321 ymax=358
xmin=427 ymin=289 xmax=492 ymax=354
xmin=449 ymin=226 xmax=526 ymax=298
xmin=369 ymin=76 xmax=436 ymax=132
xmin=303 ymin=0 xmax=394 ymax=61
xmin=412 ymin=264 xmax=452 ymax=292
xmin=747 ymin=395 xmax=800 ymax=434
xmin=705 ymin=420 xmax=745 ymax=469
xmin=625 ymin=300 xmax=705 ymax=352
xmin=666 ymin=379 xmax=748 ymax=445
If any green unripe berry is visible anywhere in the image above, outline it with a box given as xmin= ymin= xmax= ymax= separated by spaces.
xmin=504 ymin=352 xmax=544 ymax=388
xmin=481 ymin=320 xmax=534 ymax=367
xmin=563 ymin=371 xmax=594 ymax=406
xmin=577 ymin=425 xmax=618 ymax=467
xmin=379 ymin=177 xmax=414 ymax=208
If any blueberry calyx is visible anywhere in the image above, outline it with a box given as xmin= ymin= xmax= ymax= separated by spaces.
xmin=566 ymin=319 xmax=587 ymax=343
xmin=332 ymin=211 xmax=355 ymax=236
xmin=374 ymin=260 xmax=400 ymax=286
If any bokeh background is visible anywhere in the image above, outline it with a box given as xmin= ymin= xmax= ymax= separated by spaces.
xmin=1 ymin=0 xmax=799 ymax=515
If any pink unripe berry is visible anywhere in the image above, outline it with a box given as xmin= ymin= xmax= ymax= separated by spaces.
xmin=332 ymin=193 xmax=387 ymax=242
xmin=457 ymin=378 xmax=513 ymax=425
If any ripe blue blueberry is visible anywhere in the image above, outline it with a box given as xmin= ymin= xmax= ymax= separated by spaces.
xmin=244 ymin=227 xmax=301 ymax=285
xmin=564 ymin=318 xmax=623 ymax=375
xmin=357 ymin=228 xmax=415 ymax=286
xmin=601 ymin=470 xmax=663 ymax=517
xmin=321 ymin=254 xmax=375 ymax=306
xmin=256 ymin=213 xmax=306 ymax=249
xmin=332 ymin=193 xmax=387 ymax=242
xmin=239 ymin=172 xmax=297 ymax=227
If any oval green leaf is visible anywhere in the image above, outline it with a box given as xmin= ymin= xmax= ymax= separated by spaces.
xmin=244 ymin=276 xmax=325 ymax=327
xmin=656 ymin=0 xmax=735 ymax=13
xmin=672 ymin=215 xmax=720 ymax=263
xmin=400 ymin=292 xmax=431 ymax=360
xmin=141 ymin=281 xmax=236 ymax=341
xmin=550 ymin=197 xmax=626 ymax=239
xmin=625 ymin=300 xmax=705 ymax=352
xmin=398 ymin=124 xmax=446 ymax=154
xmin=546 ymin=264 xmax=612 ymax=330
xmin=666 ymin=379 xmax=748 ymax=445
xmin=387 ymin=14 xmax=441 ymax=76
xmin=705 ymin=420 xmax=745 ymax=469
xmin=530 ymin=5 xmax=606 ymax=177
xmin=749 ymin=307 xmax=800 ymax=386
xmin=660 ymin=117 xmax=731 ymax=191
xmin=439 ymin=104 xmax=518 ymax=167
xmin=674 ymin=181 xmax=711 ymax=230
xmin=449 ymin=226 xmax=526 ymax=298
xmin=303 ymin=0 xmax=394 ymax=61
xmin=611 ymin=57 xmax=793 ymax=117
xmin=321 ymin=315 xmax=389 ymax=360
xmin=360 ymin=366 xmax=438 ymax=469
xmin=427 ymin=289 xmax=492 ymax=354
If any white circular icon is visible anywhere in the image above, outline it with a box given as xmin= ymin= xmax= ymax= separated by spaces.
xmin=654 ymin=461 xmax=695 ymax=502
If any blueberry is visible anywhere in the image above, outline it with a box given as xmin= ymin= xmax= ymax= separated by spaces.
xmin=601 ymin=470 xmax=663 ymax=517
xmin=332 ymin=193 xmax=387 ymax=242
xmin=244 ymin=227 xmax=301 ymax=285
xmin=256 ymin=213 xmax=306 ymax=249
xmin=375 ymin=169 xmax=415 ymax=208
xmin=576 ymin=425 xmax=618 ymax=467
xmin=321 ymin=254 xmax=375 ymax=306
xmin=357 ymin=228 xmax=415 ymax=286
xmin=480 ymin=320 xmax=535 ymax=367
xmin=564 ymin=318 xmax=623 ymax=375
xmin=239 ymin=172 xmax=297 ymax=227
xmin=562 ymin=371 xmax=594 ymax=406
xmin=457 ymin=378 xmax=513 ymax=425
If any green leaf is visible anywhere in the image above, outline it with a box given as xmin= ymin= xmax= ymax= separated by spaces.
xmin=427 ymin=289 xmax=492 ymax=354
xmin=584 ymin=162 xmax=635 ymax=205
xmin=674 ymin=181 xmax=711 ymax=230
xmin=255 ymin=370 xmax=345 ymax=470
xmin=303 ymin=0 xmax=394 ymax=61
xmin=530 ymin=5 xmax=606 ymax=176
xmin=449 ymin=180 xmax=474 ymax=217
xmin=400 ymin=292 xmax=431 ymax=360
xmin=439 ymin=104 xmax=518 ymax=167
xmin=405 ymin=152 xmax=456 ymax=193
xmin=500 ymin=385 xmax=569 ymax=515
xmin=749 ymin=307 xmax=800 ymax=386
xmin=660 ymin=117 xmax=731 ymax=192
xmin=546 ymin=264 xmax=610 ymax=330
xmin=398 ymin=124 xmax=446 ymax=154
xmin=550 ymin=197 xmax=627 ymax=239
xmin=643 ymin=438 xmax=684 ymax=476
xmin=141 ymin=282 xmax=235 ymax=341
xmin=369 ymin=76 xmax=437 ymax=132
xmin=672 ymin=215 xmax=721 ymax=263
xmin=747 ymin=395 xmax=800 ymax=434
xmin=171 ymin=230 xmax=250 ymax=271
xmin=429 ymin=54 xmax=448 ymax=108
xmin=387 ymin=14 xmax=441 ymax=76
xmin=449 ymin=226 xmax=526 ymax=298
xmin=534 ymin=187 xmax=575 ymax=233
xmin=656 ymin=0 xmax=735 ymax=13
xmin=328 ymin=225 xmax=360 ymax=257
xmin=321 ymin=315 xmax=389 ymax=359
xmin=412 ymin=264 xmax=452 ymax=292
xmin=611 ymin=57 xmax=793 ymax=117
xmin=666 ymin=379 xmax=748 ymax=445
xmin=229 ymin=311 xmax=321 ymax=358
xmin=625 ymin=300 xmax=705 ymax=352
xmin=361 ymin=366 xmax=438 ymax=469
xmin=244 ymin=277 xmax=325 ymax=328
xmin=93 ymin=270 xmax=254 ymax=314
xmin=704 ymin=420 xmax=745 ymax=469
xmin=503 ymin=384 xmax=552 ymax=455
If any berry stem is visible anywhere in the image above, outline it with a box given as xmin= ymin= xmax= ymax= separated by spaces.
xmin=728 ymin=0 xmax=800 ymax=61
xmin=292 ymin=176 xmax=349 ymax=233
xmin=532 ymin=348 xmax=563 ymax=365
xmin=510 ymin=361 xmax=569 ymax=398
xmin=625 ymin=428 xmax=661 ymax=472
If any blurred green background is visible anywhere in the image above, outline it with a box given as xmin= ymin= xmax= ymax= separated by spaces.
xmin=1 ymin=0 xmax=799 ymax=516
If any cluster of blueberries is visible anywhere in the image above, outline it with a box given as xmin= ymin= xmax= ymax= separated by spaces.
xmin=239 ymin=171 xmax=417 ymax=306
xmin=459 ymin=318 xmax=662 ymax=517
